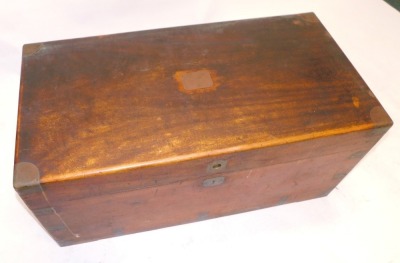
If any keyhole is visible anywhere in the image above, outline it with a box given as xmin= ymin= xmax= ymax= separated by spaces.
xmin=207 ymin=160 xmax=227 ymax=173
xmin=212 ymin=163 xmax=222 ymax=169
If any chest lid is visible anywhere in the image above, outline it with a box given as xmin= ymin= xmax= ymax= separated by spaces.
xmin=15 ymin=12 xmax=392 ymax=184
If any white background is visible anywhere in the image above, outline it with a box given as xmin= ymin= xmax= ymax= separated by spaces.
xmin=1 ymin=0 xmax=399 ymax=262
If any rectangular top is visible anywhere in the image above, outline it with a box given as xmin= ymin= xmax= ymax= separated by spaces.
xmin=15 ymin=12 xmax=392 ymax=183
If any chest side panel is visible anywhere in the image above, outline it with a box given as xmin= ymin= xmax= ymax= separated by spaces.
xmin=33 ymin=127 xmax=388 ymax=245
xmin=43 ymin=145 xmax=363 ymax=246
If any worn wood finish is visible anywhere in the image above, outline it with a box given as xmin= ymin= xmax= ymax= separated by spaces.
xmin=14 ymin=12 xmax=392 ymax=246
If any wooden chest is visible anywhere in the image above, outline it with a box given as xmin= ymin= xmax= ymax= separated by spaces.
xmin=14 ymin=12 xmax=392 ymax=246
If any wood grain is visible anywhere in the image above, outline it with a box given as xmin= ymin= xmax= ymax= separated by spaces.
xmin=14 ymin=12 xmax=393 ymax=246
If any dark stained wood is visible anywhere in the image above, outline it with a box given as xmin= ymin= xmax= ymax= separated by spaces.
xmin=14 ymin=12 xmax=393 ymax=246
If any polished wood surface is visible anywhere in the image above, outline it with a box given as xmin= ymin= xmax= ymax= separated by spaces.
xmin=14 ymin=12 xmax=392 ymax=246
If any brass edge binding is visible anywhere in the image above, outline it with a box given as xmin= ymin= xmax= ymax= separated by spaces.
xmin=370 ymin=105 xmax=394 ymax=127
xmin=13 ymin=162 xmax=81 ymax=245
xmin=22 ymin=43 xmax=43 ymax=57
xmin=13 ymin=162 xmax=40 ymax=190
